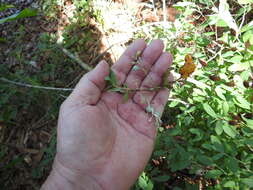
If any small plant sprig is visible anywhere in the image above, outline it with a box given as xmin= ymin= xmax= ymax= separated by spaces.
xmin=104 ymin=52 xmax=197 ymax=127
xmin=105 ymin=70 xmax=164 ymax=127
xmin=104 ymin=51 xmax=174 ymax=128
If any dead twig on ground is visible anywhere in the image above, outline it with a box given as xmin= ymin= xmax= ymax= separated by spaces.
xmin=0 ymin=77 xmax=74 ymax=91
xmin=59 ymin=47 xmax=93 ymax=71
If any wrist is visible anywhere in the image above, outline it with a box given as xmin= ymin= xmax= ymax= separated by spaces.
xmin=41 ymin=156 xmax=103 ymax=190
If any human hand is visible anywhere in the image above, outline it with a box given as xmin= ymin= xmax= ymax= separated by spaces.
xmin=42 ymin=39 xmax=173 ymax=190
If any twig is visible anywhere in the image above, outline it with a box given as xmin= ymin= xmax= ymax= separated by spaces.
xmin=167 ymin=98 xmax=189 ymax=106
xmin=238 ymin=7 xmax=247 ymax=36
xmin=124 ymin=86 xmax=163 ymax=92
xmin=206 ymin=47 xmax=223 ymax=63
xmin=0 ymin=77 xmax=74 ymax=91
xmin=59 ymin=47 xmax=92 ymax=71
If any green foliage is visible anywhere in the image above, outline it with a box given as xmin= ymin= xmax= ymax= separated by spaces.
xmin=133 ymin=0 xmax=253 ymax=189
xmin=0 ymin=4 xmax=14 ymax=12
xmin=0 ymin=8 xmax=37 ymax=24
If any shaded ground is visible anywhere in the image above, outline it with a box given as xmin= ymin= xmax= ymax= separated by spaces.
xmin=0 ymin=0 xmax=114 ymax=189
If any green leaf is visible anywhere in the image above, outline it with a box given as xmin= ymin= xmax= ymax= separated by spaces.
xmin=0 ymin=8 xmax=37 ymax=24
xmin=205 ymin=169 xmax=223 ymax=178
xmin=0 ymin=37 xmax=7 ymax=43
xmin=222 ymin=51 xmax=234 ymax=58
xmin=212 ymin=153 xmax=224 ymax=160
xmin=225 ymin=158 xmax=238 ymax=173
xmin=203 ymin=103 xmax=218 ymax=118
xmin=243 ymin=30 xmax=253 ymax=43
xmin=238 ymin=0 xmax=253 ymax=4
xmin=234 ymin=96 xmax=251 ymax=110
xmin=189 ymin=128 xmax=203 ymax=141
xmin=241 ymin=20 xmax=253 ymax=33
xmin=242 ymin=117 xmax=253 ymax=130
xmin=211 ymin=135 xmax=224 ymax=152
xmin=0 ymin=4 xmax=14 ymax=12
xmin=243 ymin=138 xmax=253 ymax=146
xmin=218 ymin=0 xmax=239 ymax=32
xmin=152 ymin=175 xmax=170 ymax=182
xmin=228 ymin=62 xmax=250 ymax=72
xmin=123 ymin=91 xmax=129 ymax=102
xmin=170 ymin=159 xmax=190 ymax=172
xmin=222 ymin=101 xmax=229 ymax=115
xmin=223 ymin=181 xmax=236 ymax=188
xmin=215 ymin=120 xmax=224 ymax=135
xmin=211 ymin=135 xmax=221 ymax=144
xmin=215 ymin=86 xmax=226 ymax=100
xmin=138 ymin=172 xmax=153 ymax=190
xmin=229 ymin=55 xmax=243 ymax=64
xmin=216 ymin=19 xmax=228 ymax=27
xmin=196 ymin=37 xmax=210 ymax=47
xmin=108 ymin=88 xmax=124 ymax=93
xmin=223 ymin=125 xmax=237 ymax=138
xmin=105 ymin=69 xmax=117 ymax=87
xmin=241 ymin=178 xmax=253 ymax=187
xmin=168 ymin=101 xmax=179 ymax=108
xmin=197 ymin=155 xmax=213 ymax=165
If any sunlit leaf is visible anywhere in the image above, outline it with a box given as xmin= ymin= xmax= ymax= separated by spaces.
xmin=218 ymin=0 xmax=239 ymax=33
xmin=203 ymin=103 xmax=217 ymax=118
xmin=205 ymin=169 xmax=223 ymax=178
xmin=228 ymin=62 xmax=250 ymax=72
xmin=234 ymin=96 xmax=251 ymax=110
xmin=223 ymin=181 xmax=236 ymax=188
xmin=215 ymin=120 xmax=224 ymax=135
xmin=242 ymin=116 xmax=253 ymax=129
xmin=0 ymin=8 xmax=37 ymax=24
xmin=238 ymin=0 xmax=253 ymax=4
xmin=241 ymin=178 xmax=253 ymax=187
xmin=223 ymin=125 xmax=237 ymax=138
xmin=215 ymin=86 xmax=226 ymax=100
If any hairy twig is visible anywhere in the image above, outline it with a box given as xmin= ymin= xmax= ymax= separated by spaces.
xmin=122 ymin=86 xmax=163 ymax=92
xmin=167 ymin=98 xmax=189 ymax=106
xmin=0 ymin=77 xmax=74 ymax=91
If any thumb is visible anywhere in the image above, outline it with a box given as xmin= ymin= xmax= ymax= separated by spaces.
xmin=68 ymin=60 xmax=110 ymax=105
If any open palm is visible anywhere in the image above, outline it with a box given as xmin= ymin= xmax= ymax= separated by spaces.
xmin=54 ymin=39 xmax=172 ymax=190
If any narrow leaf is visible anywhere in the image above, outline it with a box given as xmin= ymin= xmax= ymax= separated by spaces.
xmin=0 ymin=8 xmax=37 ymax=24
xmin=203 ymin=103 xmax=217 ymax=118
xmin=223 ymin=125 xmax=237 ymax=138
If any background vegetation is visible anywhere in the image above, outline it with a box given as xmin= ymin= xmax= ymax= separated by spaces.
xmin=0 ymin=0 xmax=253 ymax=189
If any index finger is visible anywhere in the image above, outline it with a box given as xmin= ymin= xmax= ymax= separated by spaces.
xmin=112 ymin=39 xmax=146 ymax=85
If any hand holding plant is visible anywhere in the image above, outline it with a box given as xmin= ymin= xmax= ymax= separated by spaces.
xmin=41 ymin=39 xmax=173 ymax=190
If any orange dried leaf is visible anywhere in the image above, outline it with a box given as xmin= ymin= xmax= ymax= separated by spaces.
xmin=179 ymin=54 xmax=196 ymax=79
